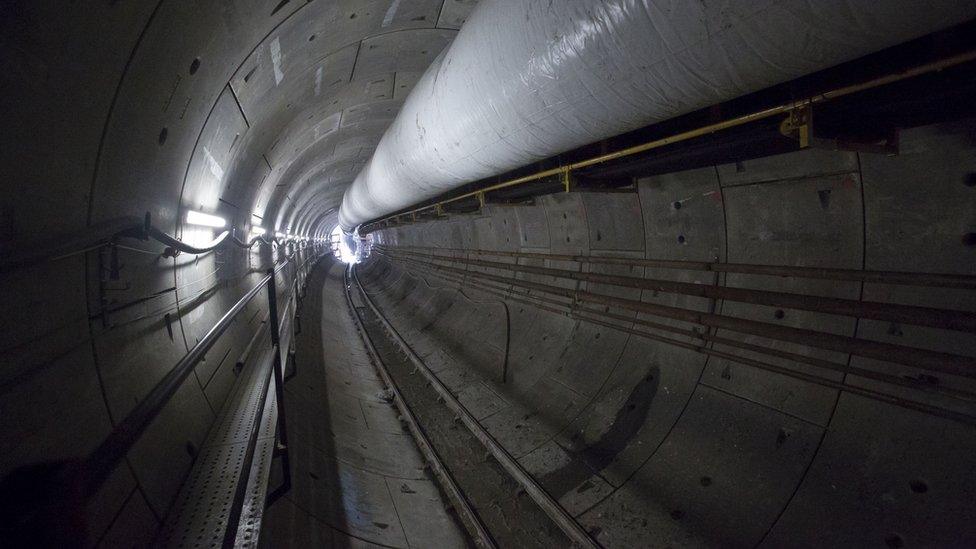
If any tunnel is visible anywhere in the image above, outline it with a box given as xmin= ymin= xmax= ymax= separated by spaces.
xmin=2 ymin=0 xmax=976 ymax=547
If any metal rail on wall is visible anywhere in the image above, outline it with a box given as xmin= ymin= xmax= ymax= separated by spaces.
xmin=363 ymin=50 xmax=976 ymax=231
xmin=0 ymin=241 xmax=325 ymax=546
xmin=350 ymin=265 xmax=601 ymax=548
xmin=375 ymin=245 xmax=976 ymax=427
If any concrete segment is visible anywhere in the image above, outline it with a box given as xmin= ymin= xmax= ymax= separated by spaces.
xmin=2 ymin=2 xmax=975 ymax=546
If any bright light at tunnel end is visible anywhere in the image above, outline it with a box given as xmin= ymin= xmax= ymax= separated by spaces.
xmin=331 ymin=225 xmax=360 ymax=264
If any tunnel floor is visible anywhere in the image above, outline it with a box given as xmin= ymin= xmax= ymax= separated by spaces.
xmin=352 ymin=276 xmax=574 ymax=548
xmin=259 ymin=259 xmax=467 ymax=547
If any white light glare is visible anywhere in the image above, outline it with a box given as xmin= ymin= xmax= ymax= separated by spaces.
xmin=186 ymin=210 xmax=226 ymax=228
xmin=275 ymin=232 xmax=285 ymax=239
xmin=331 ymin=225 xmax=358 ymax=264
xmin=250 ymin=226 xmax=266 ymax=236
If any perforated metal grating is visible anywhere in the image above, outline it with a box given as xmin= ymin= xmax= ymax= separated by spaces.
xmin=155 ymin=344 xmax=278 ymax=548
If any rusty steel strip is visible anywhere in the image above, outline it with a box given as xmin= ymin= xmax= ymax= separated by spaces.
xmin=380 ymin=250 xmax=976 ymax=380
xmin=352 ymin=266 xmax=602 ymax=549
xmin=404 ymin=257 xmax=976 ymax=403
xmin=380 ymin=245 xmax=976 ymax=290
xmin=389 ymin=256 xmax=976 ymax=426
xmin=386 ymin=248 xmax=976 ymax=333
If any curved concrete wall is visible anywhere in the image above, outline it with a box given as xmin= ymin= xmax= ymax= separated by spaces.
xmin=2 ymin=1 xmax=974 ymax=545
xmin=359 ymin=120 xmax=976 ymax=546
xmin=1 ymin=0 xmax=474 ymax=544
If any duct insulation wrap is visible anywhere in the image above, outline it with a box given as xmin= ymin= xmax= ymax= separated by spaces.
xmin=338 ymin=0 xmax=976 ymax=230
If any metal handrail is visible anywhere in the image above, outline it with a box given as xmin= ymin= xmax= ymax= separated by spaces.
xmin=82 ymin=248 xmax=321 ymax=498
xmin=0 ymin=212 xmax=311 ymax=274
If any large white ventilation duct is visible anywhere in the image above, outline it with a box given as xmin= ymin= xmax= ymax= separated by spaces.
xmin=338 ymin=0 xmax=976 ymax=231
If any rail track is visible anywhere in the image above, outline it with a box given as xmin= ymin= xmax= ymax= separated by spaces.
xmin=343 ymin=266 xmax=599 ymax=548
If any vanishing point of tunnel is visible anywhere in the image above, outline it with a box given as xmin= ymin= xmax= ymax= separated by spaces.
xmin=1 ymin=1 xmax=975 ymax=547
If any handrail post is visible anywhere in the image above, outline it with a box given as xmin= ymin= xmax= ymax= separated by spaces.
xmin=265 ymin=268 xmax=292 ymax=505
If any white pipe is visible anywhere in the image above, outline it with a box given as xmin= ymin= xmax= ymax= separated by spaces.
xmin=339 ymin=0 xmax=976 ymax=230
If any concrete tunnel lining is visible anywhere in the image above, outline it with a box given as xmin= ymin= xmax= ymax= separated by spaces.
xmin=356 ymin=128 xmax=976 ymax=546
xmin=0 ymin=0 xmax=975 ymax=547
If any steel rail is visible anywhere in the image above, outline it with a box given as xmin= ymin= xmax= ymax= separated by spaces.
xmin=343 ymin=267 xmax=497 ymax=548
xmin=386 ymin=248 xmax=976 ymax=333
xmin=386 ymin=256 xmax=976 ymax=426
xmin=82 ymin=248 xmax=321 ymax=500
xmin=405 ymin=259 xmax=976 ymax=403
xmin=352 ymin=265 xmax=601 ymax=548
xmin=402 ymin=258 xmax=976 ymax=402
xmin=83 ymin=267 xmax=274 ymax=497
xmin=364 ymin=50 xmax=976 ymax=229
xmin=381 ymin=245 xmax=976 ymax=290
xmin=380 ymin=250 xmax=976 ymax=380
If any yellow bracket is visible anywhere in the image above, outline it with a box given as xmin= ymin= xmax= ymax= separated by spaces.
xmin=780 ymin=105 xmax=812 ymax=148
xmin=477 ymin=192 xmax=486 ymax=209
xmin=435 ymin=204 xmax=445 ymax=217
xmin=562 ymin=169 xmax=573 ymax=192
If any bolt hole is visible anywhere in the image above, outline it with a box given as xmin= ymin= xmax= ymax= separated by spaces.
xmin=158 ymin=127 xmax=168 ymax=145
xmin=700 ymin=476 xmax=712 ymax=487
xmin=189 ymin=58 xmax=201 ymax=75
xmin=672 ymin=201 xmax=682 ymax=210
xmin=308 ymin=34 xmax=316 ymax=41
xmin=670 ymin=509 xmax=684 ymax=520
xmin=774 ymin=309 xmax=785 ymax=319
xmin=909 ymin=479 xmax=928 ymax=493
xmin=884 ymin=533 xmax=904 ymax=548
xmin=677 ymin=235 xmax=685 ymax=244
xmin=964 ymin=173 xmax=976 ymax=187
xmin=963 ymin=233 xmax=976 ymax=246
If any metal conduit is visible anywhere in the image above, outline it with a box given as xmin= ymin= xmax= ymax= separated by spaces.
xmin=383 ymin=245 xmax=976 ymax=290
xmin=377 ymin=250 xmax=976 ymax=379
xmin=386 ymin=248 xmax=976 ymax=333
xmin=407 ymin=261 xmax=976 ymax=403
xmin=378 ymin=253 xmax=976 ymax=426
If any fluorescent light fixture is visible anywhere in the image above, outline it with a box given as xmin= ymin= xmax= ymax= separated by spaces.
xmin=186 ymin=210 xmax=226 ymax=228
xmin=249 ymin=226 xmax=266 ymax=236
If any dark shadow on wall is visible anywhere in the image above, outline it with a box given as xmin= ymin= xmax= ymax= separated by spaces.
xmin=541 ymin=366 xmax=659 ymax=498
xmin=358 ymin=259 xmax=658 ymax=488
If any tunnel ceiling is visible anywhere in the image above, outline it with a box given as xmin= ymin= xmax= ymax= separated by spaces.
xmin=16 ymin=0 xmax=477 ymax=250
xmin=229 ymin=1 xmax=473 ymax=239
